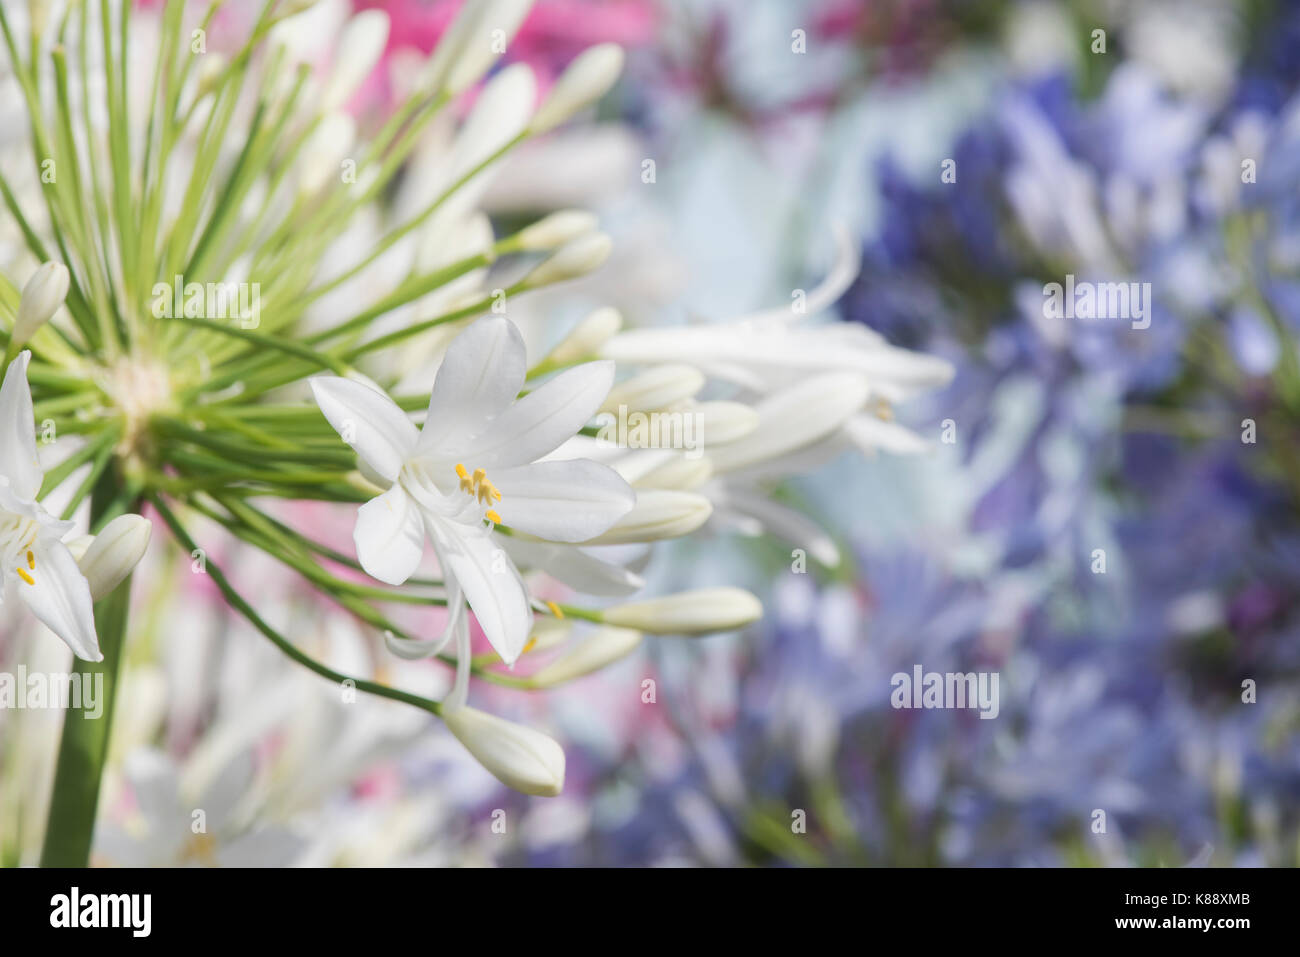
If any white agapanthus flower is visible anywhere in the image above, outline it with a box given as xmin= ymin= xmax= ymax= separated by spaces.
xmin=0 ymin=352 xmax=99 ymax=661
xmin=311 ymin=316 xmax=635 ymax=665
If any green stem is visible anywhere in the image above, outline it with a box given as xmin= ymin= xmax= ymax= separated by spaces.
xmin=39 ymin=478 xmax=136 ymax=868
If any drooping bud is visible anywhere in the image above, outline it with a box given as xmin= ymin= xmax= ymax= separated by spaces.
xmin=443 ymin=705 xmax=566 ymax=797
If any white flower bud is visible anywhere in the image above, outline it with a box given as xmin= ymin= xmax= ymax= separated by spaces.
xmin=603 ymin=588 xmax=763 ymax=635
xmin=633 ymin=455 xmax=713 ymax=490
xmin=694 ymin=401 xmax=760 ymax=445
xmin=528 ymin=626 xmax=642 ymax=687
xmin=443 ymin=705 xmax=566 ymax=797
xmin=75 ymin=515 xmax=152 ymax=600
xmin=320 ymin=11 xmax=389 ymax=112
xmin=585 ymin=489 xmax=712 ymax=545
xmin=520 ymin=233 xmax=612 ymax=289
xmin=13 ymin=262 xmax=69 ymax=347
xmin=601 ymin=364 xmax=705 ymax=415
xmin=512 ymin=210 xmax=599 ymax=252
xmin=529 ymin=44 xmax=625 ymax=134
xmin=422 ymin=0 xmax=534 ymax=96
xmin=540 ymin=308 xmax=623 ymax=367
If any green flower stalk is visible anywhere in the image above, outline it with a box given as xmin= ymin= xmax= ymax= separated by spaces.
xmin=0 ymin=0 xmax=759 ymax=864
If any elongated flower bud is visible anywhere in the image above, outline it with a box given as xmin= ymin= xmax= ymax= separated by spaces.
xmin=75 ymin=515 xmax=152 ymax=600
xmin=585 ymin=489 xmax=712 ymax=545
xmin=603 ymin=588 xmax=763 ymax=635
xmin=601 ymin=364 xmax=705 ymax=414
xmin=520 ymin=233 xmax=612 ymax=289
xmin=694 ymin=401 xmax=760 ymax=445
xmin=530 ymin=44 xmax=625 ymax=134
xmin=512 ymin=210 xmax=599 ymax=252
xmin=537 ymin=307 xmax=622 ymax=371
xmin=423 ymin=0 xmax=534 ymax=96
xmin=634 ymin=455 xmax=713 ymax=490
xmin=443 ymin=706 xmax=565 ymax=797
xmin=320 ymin=11 xmax=389 ymax=112
xmin=528 ymin=626 xmax=642 ymax=687
xmin=13 ymin=262 xmax=69 ymax=347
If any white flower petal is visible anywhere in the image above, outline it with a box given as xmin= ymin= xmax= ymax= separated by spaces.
xmin=354 ymin=485 xmax=425 ymax=585
xmin=0 ymin=351 xmax=43 ymax=499
xmin=417 ymin=315 xmax=527 ymax=454
xmin=463 ymin=360 xmax=614 ymax=467
xmin=20 ymin=538 xmax=100 ymax=661
xmin=500 ymin=537 xmax=645 ymax=596
xmin=310 ymin=375 xmax=418 ymax=483
xmin=429 ymin=522 xmax=532 ymax=665
xmin=490 ymin=459 xmax=634 ymax=542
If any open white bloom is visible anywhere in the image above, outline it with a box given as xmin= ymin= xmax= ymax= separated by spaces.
xmin=0 ymin=353 xmax=99 ymax=661
xmin=311 ymin=317 xmax=635 ymax=664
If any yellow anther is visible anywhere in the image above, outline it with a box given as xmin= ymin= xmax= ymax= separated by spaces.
xmin=545 ymin=600 xmax=565 ymax=620
xmin=484 ymin=509 xmax=502 ymax=525
xmin=521 ymin=637 xmax=538 ymax=655
xmin=26 ymin=550 xmax=35 ymax=570
xmin=477 ymin=479 xmax=502 ymax=505
xmin=455 ymin=463 xmax=474 ymax=494
xmin=16 ymin=567 xmax=34 ymax=586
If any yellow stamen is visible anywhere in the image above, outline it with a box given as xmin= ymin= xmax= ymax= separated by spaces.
xmin=521 ymin=637 xmax=538 ymax=655
xmin=484 ymin=509 xmax=502 ymax=524
xmin=26 ymin=550 xmax=35 ymax=570
xmin=545 ymin=600 xmax=565 ymax=619
xmin=16 ymin=567 xmax=35 ymax=586
xmin=455 ymin=463 xmax=473 ymax=494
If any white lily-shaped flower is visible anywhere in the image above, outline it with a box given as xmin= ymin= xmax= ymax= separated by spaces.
xmin=0 ymin=352 xmax=99 ymax=661
xmin=311 ymin=316 xmax=635 ymax=665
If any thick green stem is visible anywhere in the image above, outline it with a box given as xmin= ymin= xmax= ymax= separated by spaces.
xmin=39 ymin=482 xmax=134 ymax=868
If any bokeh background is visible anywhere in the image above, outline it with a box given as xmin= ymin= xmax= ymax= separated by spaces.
xmin=4 ymin=0 xmax=1300 ymax=866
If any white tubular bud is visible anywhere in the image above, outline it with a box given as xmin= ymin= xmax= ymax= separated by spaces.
xmin=694 ymin=401 xmax=760 ymax=445
xmin=633 ymin=455 xmax=713 ymax=490
xmin=520 ymin=233 xmax=612 ymax=289
xmin=600 ymin=364 xmax=705 ymax=414
xmin=320 ymin=11 xmax=390 ymax=112
xmin=512 ymin=210 xmax=599 ymax=252
xmin=13 ymin=262 xmax=70 ymax=347
xmin=541 ymin=308 xmax=623 ymax=367
xmin=75 ymin=515 xmax=152 ymax=600
xmin=603 ymin=587 xmax=763 ymax=635
xmin=443 ymin=705 xmax=565 ymax=797
xmin=585 ymin=489 xmax=712 ymax=545
xmin=423 ymin=0 xmax=534 ymax=97
xmin=528 ymin=626 xmax=642 ymax=687
xmin=298 ymin=113 xmax=357 ymax=198
xmin=529 ymin=44 xmax=625 ymax=134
